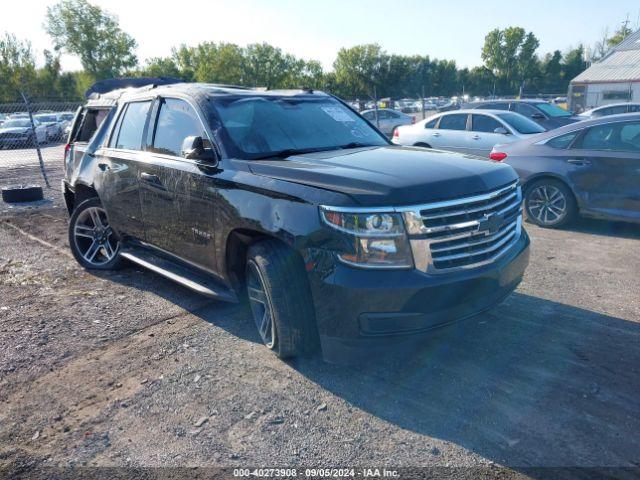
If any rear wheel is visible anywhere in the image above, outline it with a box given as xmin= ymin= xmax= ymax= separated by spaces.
xmin=524 ymin=179 xmax=577 ymax=228
xmin=245 ymin=239 xmax=317 ymax=358
xmin=68 ymin=197 xmax=123 ymax=270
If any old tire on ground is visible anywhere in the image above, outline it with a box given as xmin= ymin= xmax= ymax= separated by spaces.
xmin=1 ymin=185 xmax=43 ymax=203
xmin=245 ymin=239 xmax=318 ymax=359
xmin=524 ymin=178 xmax=577 ymax=228
xmin=68 ymin=197 xmax=124 ymax=270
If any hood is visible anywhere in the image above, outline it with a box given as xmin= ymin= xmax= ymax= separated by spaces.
xmin=247 ymin=146 xmax=518 ymax=207
xmin=0 ymin=127 xmax=30 ymax=134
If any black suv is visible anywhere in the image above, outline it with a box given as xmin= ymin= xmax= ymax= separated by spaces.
xmin=466 ymin=99 xmax=580 ymax=130
xmin=63 ymin=83 xmax=530 ymax=362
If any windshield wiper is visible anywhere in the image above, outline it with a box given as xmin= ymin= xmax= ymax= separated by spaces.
xmin=337 ymin=142 xmax=377 ymax=149
xmin=251 ymin=147 xmax=330 ymax=160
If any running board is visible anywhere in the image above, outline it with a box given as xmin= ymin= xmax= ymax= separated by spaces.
xmin=120 ymin=248 xmax=238 ymax=303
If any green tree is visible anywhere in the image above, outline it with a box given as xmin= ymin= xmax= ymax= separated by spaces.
xmin=607 ymin=22 xmax=633 ymax=48
xmin=333 ymin=44 xmax=386 ymax=99
xmin=561 ymin=45 xmax=587 ymax=84
xmin=540 ymin=50 xmax=563 ymax=92
xmin=0 ymin=33 xmax=36 ymax=101
xmin=44 ymin=0 xmax=138 ymax=79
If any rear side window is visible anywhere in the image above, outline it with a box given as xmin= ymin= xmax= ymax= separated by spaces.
xmin=513 ymin=103 xmax=540 ymax=117
xmin=482 ymin=102 xmax=509 ymax=110
xmin=578 ymin=121 xmax=640 ymax=152
xmin=112 ymin=101 xmax=151 ymax=150
xmin=471 ymin=114 xmax=504 ymax=133
xmin=547 ymin=131 xmax=579 ymax=149
xmin=152 ymin=98 xmax=207 ymax=157
xmin=438 ymin=114 xmax=468 ymax=131
xmin=628 ymin=105 xmax=640 ymax=113
xmin=424 ymin=117 xmax=438 ymax=129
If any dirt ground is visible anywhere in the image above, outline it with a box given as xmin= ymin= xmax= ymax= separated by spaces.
xmin=1 ymin=173 xmax=639 ymax=479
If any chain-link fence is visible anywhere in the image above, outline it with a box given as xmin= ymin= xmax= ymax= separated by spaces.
xmin=0 ymin=94 xmax=82 ymax=210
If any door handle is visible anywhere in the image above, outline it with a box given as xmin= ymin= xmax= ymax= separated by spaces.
xmin=97 ymin=162 xmax=110 ymax=172
xmin=472 ymin=135 xmax=481 ymax=140
xmin=567 ymin=158 xmax=591 ymax=166
xmin=140 ymin=172 xmax=161 ymax=183
xmin=432 ymin=132 xmax=441 ymax=137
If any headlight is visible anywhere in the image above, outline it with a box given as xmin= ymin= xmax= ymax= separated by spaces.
xmin=320 ymin=207 xmax=413 ymax=269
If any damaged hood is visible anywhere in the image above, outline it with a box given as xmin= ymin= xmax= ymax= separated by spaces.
xmin=247 ymin=146 xmax=518 ymax=207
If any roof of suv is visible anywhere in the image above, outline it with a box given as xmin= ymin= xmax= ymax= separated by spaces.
xmin=122 ymin=83 xmax=329 ymax=101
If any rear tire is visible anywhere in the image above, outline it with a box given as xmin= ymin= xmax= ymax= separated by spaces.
xmin=524 ymin=179 xmax=577 ymax=228
xmin=245 ymin=239 xmax=317 ymax=358
xmin=68 ymin=197 xmax=124 ymax=270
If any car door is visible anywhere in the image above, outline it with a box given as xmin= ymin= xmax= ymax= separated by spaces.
xmin=93 ymin=100 xmax=151 ymax=241
xmin=566 ymin=119 xmax=640 ymax=218
xmin=434 ymin=113 xmax=470 ymax=153
xmin=468 ymin=114 xmax=510 ymax=157
xmin=513 ymin=103 xmax=547 ymax=127
xmin=139 ymin=97 xmax=218 ymax=271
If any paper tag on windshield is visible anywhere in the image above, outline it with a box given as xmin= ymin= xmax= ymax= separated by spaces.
xmin=321 ymin=106 xmax=354 ymax=122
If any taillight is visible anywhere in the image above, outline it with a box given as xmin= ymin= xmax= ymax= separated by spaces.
xmin=411 ymin=116 xmax=416 ymax=124
xmin=490 ymin=151 xmax=507 ymax=161
xmin=64 ymin=143 xmax=71 ymax=163
xmin=393 ymin=128 xmax=399 ymax=138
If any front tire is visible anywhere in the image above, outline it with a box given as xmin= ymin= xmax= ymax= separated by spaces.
xmin=524 ymin=179 xmax=577 ymax=228
xmin=68 ymin=197 xmax=123 ymax=270
xmin=245 ymin=239 xmax=317 ymax=358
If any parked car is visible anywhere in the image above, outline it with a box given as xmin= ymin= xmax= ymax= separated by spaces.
xmin=0 ymin=113 xmax=7 ymax=127
xmin=578 ymin=103 xmax=640 ymax=119
xmin=392 ymin=109 xmax=545 ymax=157
xmin=466 ymin=99 xmax=580 ymax=130
xmin=35 ymin=113 xmax=64 ymax=141
xmin=62 ymin=82 xmax=529 ymax=362
xmin=0 ymin=118 xmax=47 ymax=148
xmin=489 ymin=113 xmax=640 ymax=228
xmin=360 ymin=108 xmax=415 ymax=136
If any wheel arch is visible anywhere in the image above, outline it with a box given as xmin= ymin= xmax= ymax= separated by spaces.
xmin=522 ymin=173 xmax=581 ymax=209
xmin=65 ymin=182 xmax=100 ymax=215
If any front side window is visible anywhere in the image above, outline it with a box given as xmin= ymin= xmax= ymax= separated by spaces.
xmin=211 ymin=96 xmax=388 ymax=159
xmin=471 ymin=114 xmax=504 ymax=133
xmin=152 ymin=98 xmax=207 ymax=157
xmin=113 ymin=101 xmax=151 ymax=151
xmin=438 ymin=114 xmax=468 ymax=131
xmin=497 ymin=113 xmax=546 ymax=134
xmin=578 ymin=121 xmax=640 ymax=152
xmin=534 ymin=102 xmax=572 ymax=118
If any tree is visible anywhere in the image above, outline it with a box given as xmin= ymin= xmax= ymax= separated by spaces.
xmin=607 ymin=22 xmax=633 ymax=48
xmin=44 ymin=0 xmax=138 ymax=79
xmin=562 ymin=45 xmax=587 ymax=84
xmin=0 ymin=33 xmax=36 ymax=101
xmin=481 ymin=27 xmax=540 ymax=95
xmin=540 ymin=50 xmax=562 ymax=93
xmin=333 ymin=44 xmax=386 ymax=99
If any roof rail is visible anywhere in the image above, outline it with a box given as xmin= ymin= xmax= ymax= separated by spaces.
xmin=84 ymin=77 xmax=184 ymax=99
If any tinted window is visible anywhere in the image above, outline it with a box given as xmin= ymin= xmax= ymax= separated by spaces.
xmin=547 ymin=131 xmax=579 ymax=149
xmin=362 ymin=111 xmax=374 ymax=120
xmin=211 ymin=96 xmax=387 ymax=159
xmin=580 ymin=121 xmax=640 ymax=152
xmin=424 ymin=117 xmax=438 ymax=129
xmin=534 ymin=102 xmax=572 ymax=117
xmin=482 ymin=102 xmax=509 ymax=110
xmin=389 ymin=111 xmax=401 ymax=118
xmin=496 ymin=113 xmax=546 ymax=134
xmin=152 ymin=99 xmax=206 ymax=157
xmin=471 ymin=114 xmax=504 ymax=133
xmin=438 ymin=114 xmax=468 ymax=131
xmin=628 ymin=105 xmax=640 ymax=113
xmin=514 ymin=103 xmax=540 ymax=117
xmin=377 ymin=110 xmax=390 ymax=120
xmin=114 ymin=101 xmax=151 ymax=150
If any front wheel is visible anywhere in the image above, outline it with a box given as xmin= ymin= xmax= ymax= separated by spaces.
xmin=68 ymin=197 xmax=123 ymax=270
xmin=245 ymin=239 xmax=317 ymax=358
xmin=524 ymin=179 xmax=577 ymax=228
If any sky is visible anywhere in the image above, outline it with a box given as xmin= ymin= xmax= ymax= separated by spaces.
xmin=2 ymin=0 xmax=640 ymax=71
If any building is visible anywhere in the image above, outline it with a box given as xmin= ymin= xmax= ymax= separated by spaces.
xmin=569 ymin=29 xmax=640 ymax=112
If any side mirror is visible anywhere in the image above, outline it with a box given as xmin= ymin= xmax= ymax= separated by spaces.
xmin=531 ymin=113 xmax=545 ymax=120
xmin=181 ymin=136 xmax=218 ymax=162
xmin=494 ymin=127 xmax=509 ymax=135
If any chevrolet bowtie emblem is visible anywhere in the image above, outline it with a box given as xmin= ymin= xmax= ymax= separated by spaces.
xmin=478 ymin=212 xmax=503 ymax=235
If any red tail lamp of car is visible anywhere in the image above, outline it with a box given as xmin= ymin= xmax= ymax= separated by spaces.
xmin=489 ymin=151 xmax=507 ymax=161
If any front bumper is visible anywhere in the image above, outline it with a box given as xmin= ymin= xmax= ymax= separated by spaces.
xmin=307 ymin=230 xmax=530 ymax=363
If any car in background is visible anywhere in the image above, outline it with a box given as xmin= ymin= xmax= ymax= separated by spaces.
xmin=466 ymin=99 xmax=580 ymax=130
xmin=360 ymin=108 xmax=415 ymax=136
xmin=0 ymin=113 xmax=6 ymax=127
xmin=392 ymin=109 xmax=545 ymax=157
xmin=0 ymin=118 xmax=48 ymax=148
xmin=35 ymin=113 xmax=64 ymax=141
xmin=490 ymin=113 xmax=640 ymax=228
xmin=578 ymin=103 xmax=640 ymax=119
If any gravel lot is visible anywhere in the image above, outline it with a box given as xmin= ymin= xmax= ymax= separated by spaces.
xmin=1 ymin=158 xmax=639 ymax=479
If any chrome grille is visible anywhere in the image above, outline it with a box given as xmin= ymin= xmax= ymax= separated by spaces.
xmin=401 ymin=181 xmax=522 ymax=273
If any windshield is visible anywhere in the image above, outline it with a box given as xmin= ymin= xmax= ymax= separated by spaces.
xmin=2 ymin=119 xmax=31 ymax=128
xmin=211 ymin=95 xmax=388 ymax=159
xmin=535 ymin=102 xmax=572 ymax=118
xmin=36 ymin=115 xmax=57 ymax=123
xmin=497 ymin=113 xmax=546 ymax=134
